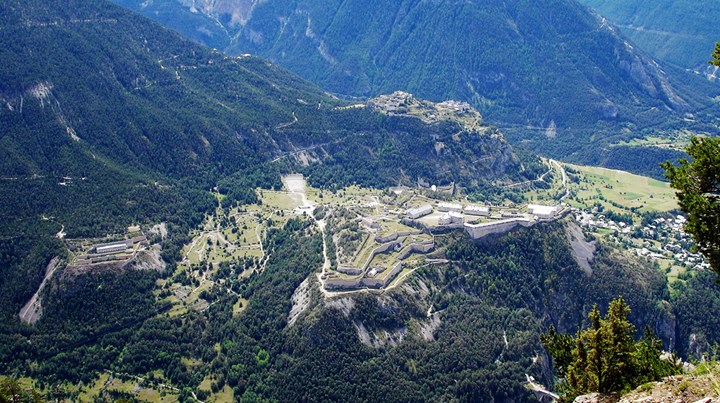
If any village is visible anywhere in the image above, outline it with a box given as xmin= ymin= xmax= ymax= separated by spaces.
xmin=575 ymin=209 xmax=709 ymax=278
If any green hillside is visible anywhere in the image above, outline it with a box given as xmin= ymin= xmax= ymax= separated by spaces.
xmin=2 ymin=1 xmax=720 ymax=402
xmin=112 ymin=0 xmax=720 ymax=170
xmin=578 ymin=0 xmax=720 ymax=71
xmin=0 ymin=0 xmax=535 ymax=323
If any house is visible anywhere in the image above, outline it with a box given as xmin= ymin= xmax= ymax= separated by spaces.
xmin=449 ymin=212 xmax=464 ymax=224
xmin=438 ymin=213 xmax=452 ymax=225
xmin=439 ymin=212 xmax=464 ymax=225
xmin=406 ymin=204 xmax=433 ymax=219
xmin=527 ymin=204 xmax=559 ymax=219
xmin=438 ymin=202 xmax=462 ymax=212
xmin=464 ymin=205 xmax=490 ymax=216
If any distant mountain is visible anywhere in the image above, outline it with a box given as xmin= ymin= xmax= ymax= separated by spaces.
xmin=577 ymin=0 xmax=720 ymax=73
xmin=111 ymin=0 xmax=720 ymax=167
xmin=0 ymin=0 xmax=529 ymax=321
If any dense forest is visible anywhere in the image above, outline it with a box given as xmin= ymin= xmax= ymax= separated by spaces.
xmin=4 ymin=218 xmax=719 ymax=401
xmin=578 ymin=0 xmax=720 ymax=70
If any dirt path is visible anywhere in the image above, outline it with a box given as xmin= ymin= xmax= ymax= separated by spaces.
xmin=269 ymin=134 xmax=352 ymax=164
xmin=255 ymin=223 xmax=270 ymax=273
xmin=275 ymin=111 xmax=298 ymax=130
xmin=318 ymin=220 xmax=331 ymax=272
xmin=314 ymin=218 xmax=336 ymax=297
xmin=55 ymin=224 xmax=65 ymax=239
xmin=19 ymin=257 xmax=62 ymax=324
xmin=526 ymin=374 xmax=560 ymax=401
xmin=504 ymin=160 xmax=554 ymax=189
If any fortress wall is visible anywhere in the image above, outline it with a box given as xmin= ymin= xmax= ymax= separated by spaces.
xmin=381 ymin=262 xmax=404 ymax=287
xmin=337 ymin=266 xmax=363 ymax=275
xmin=464 ymin=219 xmax=534 ymax=239
xmin=325 ymin=262 xmax=405 ymax=290
xmin=397 ymin=241 xmax=435 ymax=260
xmin=375 ymin=230 xmax=423 ymax=244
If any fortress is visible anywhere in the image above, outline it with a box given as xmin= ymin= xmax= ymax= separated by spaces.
xmin=321 ymin=198 xmax=568 ymax=292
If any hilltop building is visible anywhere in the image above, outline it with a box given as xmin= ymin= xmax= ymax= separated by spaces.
xmin=528 ymin=204 xmax=560 ymax=219
xmin=438 ymin=202 xmax=462 ymax=212
xmin=406 ymin=204 xmax=433 ymax=219
xmin=464 ymin=205 xmax=490 ymax=216
xmin=94 ymin=240 xmax=131 ymax=254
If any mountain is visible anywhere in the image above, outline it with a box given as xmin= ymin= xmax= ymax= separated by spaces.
xmin=0 ymin=0 xmax=534 ymax=312
xmin=2 ymin=1 xmax=720 ymax=402
xmin=111 ymin=0 xmax=720 ymax=168
xmin=577 ymin=0 xmax=720 ymax=73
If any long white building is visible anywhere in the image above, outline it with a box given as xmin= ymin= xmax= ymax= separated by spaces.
xmin=527 ymin=204 xmax=560 ymax=219
xmin=438 ymin=202 xmax=463 ymax=212
xmin=406 ymin=204 xmax=433 ymax=219
xmin=464 ymin=205 xmax=490 ymax=216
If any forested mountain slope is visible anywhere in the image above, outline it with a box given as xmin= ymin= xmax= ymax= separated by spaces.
xmin=2 ymin=1 xmax=720 ymax=402
xmin=6 ymin=216 xmax=719 ymax=401
xmin=578 ymin=0 xmax=720 ymax=72
xmin=113 ymin=0 xmax=720 ymax=167
xmin=0 ymin=0 xmax=531 ymax=325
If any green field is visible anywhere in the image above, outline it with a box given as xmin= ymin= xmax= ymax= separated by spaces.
xmin=259 ymin=190 xmax=304 ymax=210
xmin=75 ymin=372 xmax=180 ymax=402
xmin=352 ymin=238 xmax=376 ymax=267
xmin=379 ymin=220 xmax=416 ymax=237
xmin=612 ymin=131 xmax=697 ymax=151
xmin=565 ymin=163 xmax=677 ymax=213
xmin=368 ymin=250 xmax=395 ymax=269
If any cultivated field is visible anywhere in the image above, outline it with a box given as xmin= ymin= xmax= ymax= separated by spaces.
xmin=565 ymin=163 xmax=677 ymax=213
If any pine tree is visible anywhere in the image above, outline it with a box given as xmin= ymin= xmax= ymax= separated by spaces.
xmin=541 ymin=296 xmax=680 ymax=399
xmin=603 ymin=296 xmax=636 ymax=392
xmin=539 ymin=325 xmax=574 ymax=376
xmin=581 ymin=304 xmax=605 ymax=391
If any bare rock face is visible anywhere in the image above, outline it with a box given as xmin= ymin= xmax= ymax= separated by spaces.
xmin=133 ymin=244 xmax=167 ymax=271
xmin=574 ymin=393 xmax=617 ymax=403
xmin=566 ymin=222 xmax=596 ymax=276
xmin=618 ymin=372 xmax=719 ymax=403
xmin=179 ymin=0 xmax=264 ymax=26
xmin=18 ymin=257 xmax=63 ymax=325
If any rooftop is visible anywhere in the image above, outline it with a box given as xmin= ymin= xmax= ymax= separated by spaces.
xmin=528 ymin=204 xmax=558 ymax=216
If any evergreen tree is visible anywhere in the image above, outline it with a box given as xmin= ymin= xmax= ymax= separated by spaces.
xmin=540 ymin=325 xmax=574 ymax=376
xmin=585 ymin=305 xmax=605 ymax=392
xmin=711 ymin=42 xmax=720 ymax=67
xmin=603 ymin=297 xmax=636 ymax=393
xmin=542 ymin=296 xmax=679 ymax=399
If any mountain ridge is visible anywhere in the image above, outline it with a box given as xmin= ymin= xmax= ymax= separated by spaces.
xmin=578 ymin=0 xmax=720 ymax=73
xmin=112 ymin=0 xmax=720 ymax=167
